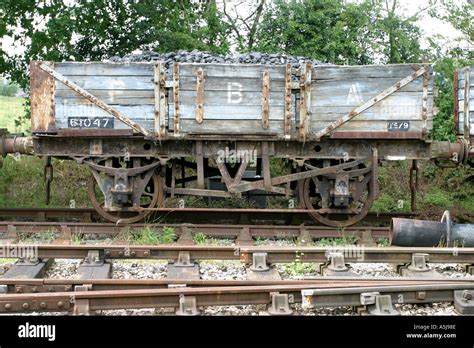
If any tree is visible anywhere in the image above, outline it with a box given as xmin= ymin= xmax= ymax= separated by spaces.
xmin=0 ymin=0 xmax=231 ymax=90
xmin=253 ymin=0 xmax=423 ymax=65
xmin=222 ymin=0 xmax=266 ymax=52
xmin=427 ymin=0 xmax=473 ymax=141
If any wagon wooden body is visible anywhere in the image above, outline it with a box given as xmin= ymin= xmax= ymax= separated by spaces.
xmin=10 ymin=60 xmax=467 ymax=227
xmin=31 ymin=61 xmax=435 ymax=141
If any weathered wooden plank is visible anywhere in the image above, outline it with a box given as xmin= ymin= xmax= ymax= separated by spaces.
xmin=55 ymin=88 xmax=155 ymax=100
xmin=55 ymin=75 xmax=154 ymax=90
xmin=311 ymin=111 xmax=432 ymax=121
xmin=169 ymin=104 xmax=285 ymax=120
xmin=312 ymin=78 xmax=428 ymax=95
xmin=179 ymin=64 xmax=286 ymax=79
xmin=176 ymin=119 xmax=284 ymax=134
xmin=310 ymin=93 xmax=433 ymax=108
xmin=55 ymin=103 xmax=154 ymax=119
xmin=55 ymin=62 xmax=154 ymax=76
xmin=457 ymin=119 xmax=474 ymax=135
xmin=457 ymin=88 xmax=474 ymax=100
xmin=457 ymin=79 xmax=474 ymax=88
xmin=312 ymin=64 xmax=431 ymax=80
xmin=458 ymin=111 xmax=474 ymax=122
xmin=55 ymin=95 xmax=155 ymax=105
xmin=168 ymin=90 xmax=287 ymax=106
xmin=178 ymin=76 xmax=286 ymax=92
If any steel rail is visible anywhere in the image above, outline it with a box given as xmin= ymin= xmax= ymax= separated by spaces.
xmin=3 ymin=277 xmax=473 ymax=294
xmin=0 ymin=221 xmax=389 ymax=240
xmin=0 ymin=207 xmax=422 ymax=225
xmin=1 ymin=281 xmax=473 ymax=314
xmin=2 ymin=244 xmax=474 ymax=264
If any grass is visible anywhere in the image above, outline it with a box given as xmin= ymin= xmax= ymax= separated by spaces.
xmin=282 ymin=252 xmax=317 ymax=276
xmin=313 ymin=235 xmax=359 ymax=246
xmin=0 ymin=96 xmax=29 ymax=133
xmin=192 ymin=232 xmax=208 ymax=245
xmin=131 ymin=226 xmax=176 ymax=245
xmin=0 ymin=156 xmax=91 ymax=208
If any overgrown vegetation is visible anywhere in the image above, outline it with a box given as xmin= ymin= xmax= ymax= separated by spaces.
xmin=0 ymin=79 xmax=18 ymax=97
xmin=282 ymin=252 xmax=317 ymax=277
xmin=131 ymin=226 xmax=176 ymax=245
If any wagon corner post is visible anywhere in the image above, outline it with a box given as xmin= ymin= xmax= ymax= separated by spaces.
xmin=30 ymin=60 xmax=56 ymax=133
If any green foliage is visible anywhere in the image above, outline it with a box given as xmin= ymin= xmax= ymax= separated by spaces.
xmin=0 ymin=96 xmax=28 ymax=133
xmin=0 ymin=80 xmax=18 ymax=97
xmin=312 ymin=236 xmax=359 ymax=246
xmin=255 ymin=0 xmax=422 ymax=64
xmin=282 ymin=252 xmax=317 ymax=276
xmin=0 ymin=155 xmax=90 ymax=208
xmin=255 ymin=0 xmax=374 ymax=64
xmin=0 ymin=0 xmax=230 ymax=95
xmin=377 ymin=238 xmax=390 ymax=247
xmin=429 ymin=54 xmax=473 ymax=141
xmin=132 ymin=226 xmax=176 ymax=245
xmin=192 ymin=232 xmax=209 ymax=245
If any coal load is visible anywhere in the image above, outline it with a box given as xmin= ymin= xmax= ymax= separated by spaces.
xmin=109 ymin=50 xmax=329 ymax=70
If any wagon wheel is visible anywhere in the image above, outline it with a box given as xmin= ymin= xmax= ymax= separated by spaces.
xmin=88 ymin=165 xmax=164 ymax=224
xmin=298 ymin=160 xmax=375 ymax=228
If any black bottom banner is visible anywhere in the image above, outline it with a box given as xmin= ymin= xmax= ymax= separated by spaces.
xmin=0 ymin=315 xmax=473 ymax=347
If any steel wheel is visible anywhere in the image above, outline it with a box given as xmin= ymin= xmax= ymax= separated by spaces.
xmin=88 ymin=169 xmax=164 ymax=224
xmin=298 ymin=160 xmax=375 ymax=227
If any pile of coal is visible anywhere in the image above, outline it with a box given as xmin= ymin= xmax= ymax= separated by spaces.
xmin=109 ymin=50 xmax=329 ymax=69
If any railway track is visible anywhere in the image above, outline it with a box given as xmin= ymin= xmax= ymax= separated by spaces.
xmin=1 ymin=243 xmax=473 ymax=264
xmin=2 ymin=242 xmax=474 ymax=315
xmin=0 ymin=207 xmax=422 ymax=225
xmin=0 ymin=277 xmax=473 ymax=315
xmin=0 ymin=221 xmax=390 ymax=243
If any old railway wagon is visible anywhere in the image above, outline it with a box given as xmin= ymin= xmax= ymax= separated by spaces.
xmin=2 ymin=61 xmax=472 ymax=227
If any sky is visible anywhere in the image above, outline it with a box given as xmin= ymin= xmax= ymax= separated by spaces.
xmin=0 ymin=0 xmax=470 ymax=56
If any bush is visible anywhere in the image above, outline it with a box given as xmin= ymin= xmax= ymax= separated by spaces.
xmin=0 ymin=80 xmax=19 ymax=97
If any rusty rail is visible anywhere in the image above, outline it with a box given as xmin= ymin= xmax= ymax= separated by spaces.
xmin=1 ymin=244 xmax=474 ymax=264
xmin=0 ymin=279 xmax=473 ymax=314
xmin=0 ymin=221 xmax=390 ymax=242
xmin=0 ymin=207 xmax=425 ymax=225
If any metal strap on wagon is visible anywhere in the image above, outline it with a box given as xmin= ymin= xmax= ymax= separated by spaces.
xmin=312 ymin=65 xmax=429 ymax=140
xmin=464 ymin=68 xmax=471 ymax=140
xmin=38 ymin=63 xmax=151 ymax=137
xmin=154 ymin=62 xmax=167 ymax=140
xmin=261 ymin=69 xmax=270 ymax=129
xmin=196 ymin=67 xmax=204 ymax=124
xmin=173 ymin=64 xmax=181 ymax=137
xmin=284 ymin=64 xmax=293 ymax=139
xmin=299 ymin=63 xmax=312 ymax=142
